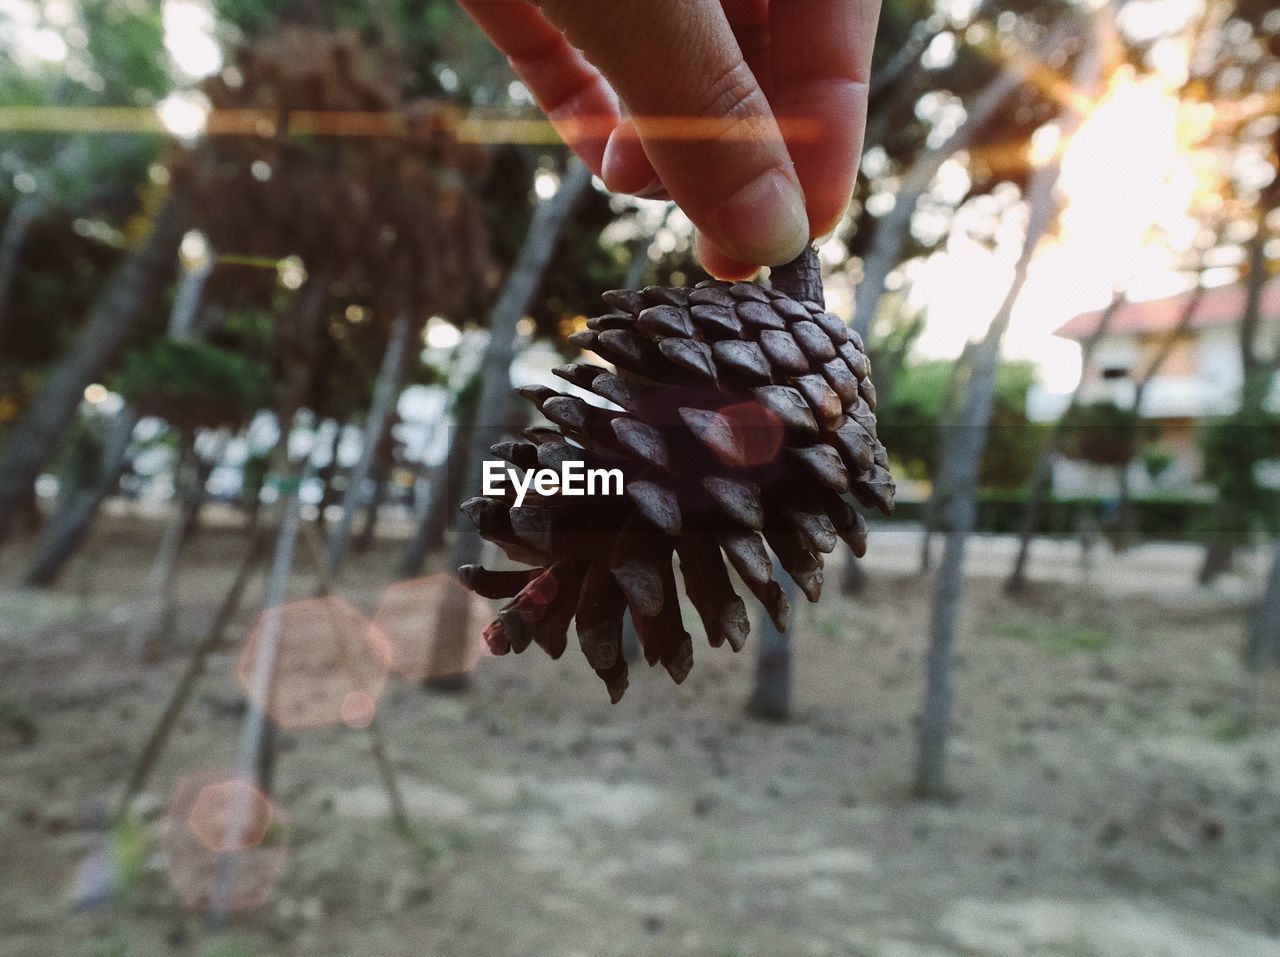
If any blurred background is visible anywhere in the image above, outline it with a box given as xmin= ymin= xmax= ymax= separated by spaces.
xmin=1 ymin=0 xmax=1278 ymax=954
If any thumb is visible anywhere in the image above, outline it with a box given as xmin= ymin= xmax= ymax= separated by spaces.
xmin=539 ymin=0 xmax=809 ymax=268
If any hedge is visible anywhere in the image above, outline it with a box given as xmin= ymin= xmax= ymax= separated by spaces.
xmin=884 ymin=491 xmax=1277 ymax=541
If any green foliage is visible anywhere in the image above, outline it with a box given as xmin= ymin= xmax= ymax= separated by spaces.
xmin=110 ymin=812 xmax=148 ymax=906
xmin=1199 ymin=381 xmax=1280 ymax=534
xmin=1059 ymin=401 xmax=1145 ymax=467
xmin=992 ymin=617 xmax=1112 ymax=656
xmin=878 ymin=357 xmax=1043 ymax=488
xmin=888 ymin=491 xmax=1250 ymax=542
xmin=1204 ymin=708 xmax=1250 ymax=743
xmin=111 ymin=340 xmax=270 ymax=431
xmin=1141 ymin=446 xmax=1176 ymax=483
xmin=57 ymin=415 xmax=108 ymax=492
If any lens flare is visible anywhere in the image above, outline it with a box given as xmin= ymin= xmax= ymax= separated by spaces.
xmin=373 ymin=574 xmax=491 ymax=681
xmin=236 ymin=596 xmax=392 ymax=729
xmin=165 ymin=771 xmax=287 ymax=912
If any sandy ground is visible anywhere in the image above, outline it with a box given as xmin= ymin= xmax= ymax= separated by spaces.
xmin=1 ymin=512 xmax=1279 ymax=957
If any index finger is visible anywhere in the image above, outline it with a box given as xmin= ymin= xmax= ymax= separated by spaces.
xmin=769 ymin=0 xmax=881 ymax=238
xmin=458 ymin=0 xmax=621 ymax=175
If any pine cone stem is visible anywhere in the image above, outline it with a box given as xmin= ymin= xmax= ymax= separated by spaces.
xmin=770 ymin=247 xmax=824 ymax=307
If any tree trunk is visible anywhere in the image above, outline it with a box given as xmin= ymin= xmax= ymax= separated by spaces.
xmin=23 ymin=409 xmax=138 ymax=586
xmin=1111 ymin=283 xmax=1206 ymax=552
xmin=746 ymin=577 xmax=799 ymax=721
xmin=166 ymin=254 xmax=212 ymax=342
xmin=352 ymin=452 xmax=392 ymax=556
xmin=116 ymin=528 xmax=270 ymax=818
xmin=398 ymin=393 xmax=478 ymax=578
xmin=425 ymin=159 xmax=594 ymax=688
xmin=22 ymin=236 xmax=225 ymax=588
xmin=841 ymin=553 xmax=868 ymax=596
xmin=919 ymin=344 xmax=973 ymax=574
xmin=324 ymin=310 xmax=412 ymax=578
xmin=742 ymin=249 xmax=826 ymax=717
xmin=1006 ymin=290 xmax=1125 ymax=594
xmin=209 ymin=476 xmax=304 ymax=926
xmin=1201 ymin=193 xmax=1276 ymax=585
xmin=916 ymin=14 xmax=1100 ymax=800
xmin=0 ymin=199 xmax=186 ymax=544
xmin=0 ymin=191 xmax=43 ymax=351
xmin=1248 ymin=542 xmax=1280 ymax=671
xmin=128 ymin=431 xmax=221 ymax=656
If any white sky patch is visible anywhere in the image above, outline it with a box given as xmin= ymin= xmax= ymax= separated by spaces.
xmin=1117 ymin=0 xmax=1202 ymax=44
xmin=164 ymin=0 xmax=221 ymax=80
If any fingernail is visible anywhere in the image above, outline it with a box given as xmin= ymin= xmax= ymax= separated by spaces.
xmin=602 ymin=121 xmax=660 ymax=196
xmin=633 ymin=179 xmax=666 ymax=199
xmin=716 ymin=169 xmax=809 ymax=266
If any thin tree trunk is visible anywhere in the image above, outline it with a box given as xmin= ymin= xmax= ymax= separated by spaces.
xmin=1200 ymin=192 xmax=1277 ymax=584
xmin=620 ymin=612 xmax=643 ymax=664
xmin=398 ymin=393 xmax=477 ymax=577
xmin=1112 ymin=282 xmax=1205 ymax=551
xmin=841 ymin=553 xmax=868 ymax=595
xmin=1248 ymin=541 xmax=1280 ymax=671
xmin=919 ymin=345 xmax=973 ymax=574
xmin=115 ymin=528 xmax=269 ymax=819
xmin=299 ymin=521 xmax=413 ymax=838
xmin=352 ymin=451 xmax=392 ymax=556
xmin=916 ymin=14 xmax=1100 ymax=800
xmin=22 ymin=236 xmax=224 ymax=588
xmin=0 ymin=191 xmax=43 ymax=351
xmin=167 ymin=253 xmax=212 ymax=342
xmin=325 ymin=310 xmax=412 ymax=578
xmin=746 ymin=577 xmax=799 ymax=721
xmin=1006 ymin=290 xmax=1126 ymax=594
xmin=0 ymin=199 xmax=186 ymax=543
xmin=23 ymin=409 xmax=138 ymax=586
xmin=128 ymin=431 xmax=221 ymax=656
xmin=425 ymin=159 xmax=594 ymax=689
xmin=209 ymin=477 xmax=304 ymax=928
xmin=743 ymin=249 xmax=826 ymax=718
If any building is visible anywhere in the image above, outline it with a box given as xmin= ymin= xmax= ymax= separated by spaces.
xmin=1028 ymin=280 xmax=1280 ymax=495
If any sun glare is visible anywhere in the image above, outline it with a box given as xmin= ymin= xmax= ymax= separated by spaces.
xmin=914 ymin=34 xmax=1212 ymax=398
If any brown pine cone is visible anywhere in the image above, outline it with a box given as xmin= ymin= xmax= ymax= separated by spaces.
xmin=459 ymin=250 xmax=894 ymax=702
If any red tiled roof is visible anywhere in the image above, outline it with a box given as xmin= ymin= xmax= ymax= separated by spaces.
xmin=1055 ymin=280 xmax=1280 ymax=340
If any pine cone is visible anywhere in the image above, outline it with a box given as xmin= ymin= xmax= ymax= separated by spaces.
xmin=459 ymin=251 xmax=894 ymax=702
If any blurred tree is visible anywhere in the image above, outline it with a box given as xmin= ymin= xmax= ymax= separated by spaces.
xmin=848 ymin=0 xmax=1074 ymax=341
xmin=1181 ymin=1 xmax=1280 ymax=583
xmin=1005 ymin=289 xmax=1124 ymax=595
xmin=917 ymin=6 xmax=1103 ymax=800
xmin=0 ymin=197 xmax=186 ymax=545
xmin=424 ymin=157 xmax=594 ymax=691
xmin=0 ymin=0 xmax=170 ymax=347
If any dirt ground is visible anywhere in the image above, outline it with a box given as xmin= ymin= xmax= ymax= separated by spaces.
xmin=2 ymin=512 xmax=1279 ymax=957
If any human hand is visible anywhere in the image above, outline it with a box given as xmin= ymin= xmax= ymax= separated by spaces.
xmin=459 ymin=0 xmax=881 ymax=278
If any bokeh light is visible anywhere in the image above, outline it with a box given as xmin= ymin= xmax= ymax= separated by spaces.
xmin=373 ymin=574 xmax=491 ymax=681
xmin=236 ymin=596 xmax=392 ymax=730
xmin=340 ymin=690 xmax=376 ymax=729
xmin=187 ymin=779 xmax=274 ymax=853
xmin=165 ymin=771 xmax=287 ymax=912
